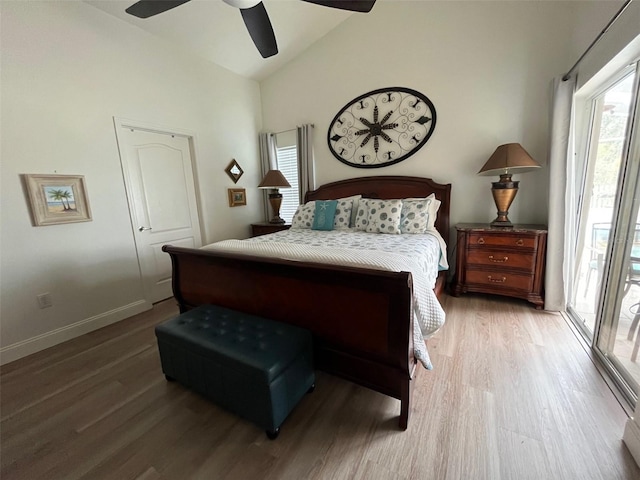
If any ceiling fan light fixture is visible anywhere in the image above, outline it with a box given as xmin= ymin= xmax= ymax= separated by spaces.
xmin=222 ymin=0 xmax=261 ymax=9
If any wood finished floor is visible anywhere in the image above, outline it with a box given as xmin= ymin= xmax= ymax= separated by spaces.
xmin=1 ymin=294 xmax=639 ymax=480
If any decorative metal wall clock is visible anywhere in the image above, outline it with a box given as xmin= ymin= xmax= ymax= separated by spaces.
xmin=327 ymin=87 xmax=436 ymax=168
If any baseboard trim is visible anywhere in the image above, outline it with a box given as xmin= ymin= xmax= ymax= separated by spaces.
xmin=624 ymin=417 xmax=640 ymax=467
xmin=0 ymin=300 xmax=151 ymax=365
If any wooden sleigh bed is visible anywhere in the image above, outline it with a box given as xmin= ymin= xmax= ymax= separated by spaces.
xmin=162 ymin=175 xmax=451 ymax=429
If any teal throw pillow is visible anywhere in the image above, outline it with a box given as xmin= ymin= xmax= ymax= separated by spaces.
xmin=312 ymin=200 xmax=338 ymax=231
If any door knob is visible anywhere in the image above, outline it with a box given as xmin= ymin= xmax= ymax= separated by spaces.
xmin=138 ymin=226 xmax=152 ymax=232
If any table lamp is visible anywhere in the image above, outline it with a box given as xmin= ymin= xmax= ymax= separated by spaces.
xmin=478 ymin=143 xmax=541 ymax=227
xmin=258 ymin=169 xmax=291 ymax=224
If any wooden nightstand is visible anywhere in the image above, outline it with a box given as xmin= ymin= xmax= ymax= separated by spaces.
xmin=251 ymin=222 xmax=291 ymax=237
xmin=452 ymin=223 xmax=547 ymax=309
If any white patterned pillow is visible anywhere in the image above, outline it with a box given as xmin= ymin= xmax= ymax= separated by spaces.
xmin=400 ymin=199 xmax=432 ymax=234
xmin=333 ymin=198 xmax=353 ymax=230
xmin=338 ymin=195 xmax=362 ymax=227
xmin=291 ymin=201 xmax=315 ymax=229
xmin=365 ymin=199 xmax=402 ymax=234
xmin=354 ymin=199 xmax=370 ymax=231
xmin=403 ymin=195 xmax=440 ymax=231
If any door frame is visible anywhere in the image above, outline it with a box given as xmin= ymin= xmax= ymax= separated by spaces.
xmin=113 ymin=116 xmax=204 ymax=302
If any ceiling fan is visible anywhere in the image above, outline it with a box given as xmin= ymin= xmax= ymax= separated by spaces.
xmin=125 ymin=0 xmax=376 ymax=59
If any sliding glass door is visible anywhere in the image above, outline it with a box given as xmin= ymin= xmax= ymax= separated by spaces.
xmin=568 ymin=61 xmax=640 ymax=402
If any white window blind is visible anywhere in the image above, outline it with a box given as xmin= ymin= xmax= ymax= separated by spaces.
xmin=276 ymin=145 xmax=300 ymax=224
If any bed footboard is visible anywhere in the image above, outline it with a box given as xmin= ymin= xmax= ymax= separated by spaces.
xmin=162 ymin=244 xmax=417 ymax=429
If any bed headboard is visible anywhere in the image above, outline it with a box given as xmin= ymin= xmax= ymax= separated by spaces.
xmin=305 ymin=176 xmax=452 ymax=247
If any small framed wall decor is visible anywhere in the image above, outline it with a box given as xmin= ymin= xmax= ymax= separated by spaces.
xmin=225 ymin=159 xmax=244 ymax=184
xmin=228 ymin=188 xmax=246 ymax=207
xmin=23 ymin=174 xmax=92 ymax=226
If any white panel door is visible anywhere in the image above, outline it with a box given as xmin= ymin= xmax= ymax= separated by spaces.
xmin=119 ymin=127 xmax=202 ymax=303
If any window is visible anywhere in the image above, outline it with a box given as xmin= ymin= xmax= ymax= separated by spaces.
xmin=275 ymin=144 xmax=299 ymax=224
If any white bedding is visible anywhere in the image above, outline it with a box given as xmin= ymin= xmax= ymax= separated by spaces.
xmin=201 ymin=228 xmax=447 ymax=370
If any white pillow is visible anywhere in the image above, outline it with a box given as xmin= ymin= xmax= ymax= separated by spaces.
xmin=291 ymin=201 xmax=315 ymax=229
xmin=403 ymin=194 xmax=440 ymax=231
xmin=354 ymin=198 xmax=370 ymax=231
xmin=333 ymin=198 xmax=354 ymax=230
xmin=365 ymin=199 xmax=402 ymax=234
xmin=339 ymin=194 xmax=362 ymax=227
xmin=400 ymin=199 xmax=431 ymax=234
xmin=426 ymin=193 xmax=441 ymax=231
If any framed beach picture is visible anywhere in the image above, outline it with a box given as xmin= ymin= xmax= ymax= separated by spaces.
xmin=24 ymin=174 xmax=92 ymax=226
xmin=228 ymin=188 xmax=246 ymax=207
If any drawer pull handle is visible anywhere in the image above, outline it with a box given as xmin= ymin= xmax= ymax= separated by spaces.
xmin=487 ymin=275 xmax=507 ymax=283
xmin=516 ymin=239 xmax=524 ymax=246
xmin=489 ymin=255 xmax=508 ymax=263
xmin=477 ymin=237 xmax=485 ymax=245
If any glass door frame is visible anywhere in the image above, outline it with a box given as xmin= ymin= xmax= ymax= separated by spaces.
xmin=566 ymin=60 xmax=640 ymax=407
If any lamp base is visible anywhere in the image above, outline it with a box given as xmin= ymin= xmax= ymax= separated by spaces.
xmin=490 ymin=218 xmax=514 ymax=228
xmin=268 ymin=192 xmax=285 ymax=224
xmin=490 ymin=175 xmax=518 ymax=229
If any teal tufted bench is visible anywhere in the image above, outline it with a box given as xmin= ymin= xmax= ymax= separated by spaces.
xmin=155 ymin=304 xmax=315 ymax=439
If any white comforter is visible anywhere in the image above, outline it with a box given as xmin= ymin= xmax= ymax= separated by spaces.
xmin=201 ymin=228 xmax=446 ymax=370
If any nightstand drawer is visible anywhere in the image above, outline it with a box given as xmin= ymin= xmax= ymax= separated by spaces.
xmin=466 ymin=270 xmax=534 ymax=292
xmin=468 ymin=232 xmax=537 ymax=249
xmin=466 ymin=250 xmax=535 ymax=270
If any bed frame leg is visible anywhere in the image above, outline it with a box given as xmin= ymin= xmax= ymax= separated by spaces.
xmin=399 ymin=377 xmax=411 ymax=430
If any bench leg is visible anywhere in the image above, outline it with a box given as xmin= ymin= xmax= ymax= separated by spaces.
xmin=399 ymin=377 xmax=412 ymax=430
xmin=266 ymin=427 xmax=280 ymax=440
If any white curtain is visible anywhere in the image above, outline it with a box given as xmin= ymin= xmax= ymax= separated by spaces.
xmin=296 ymin=124 xmax=316 ymax=203
xmin=259 ymin=132 xmax=278 ymax=221
xmin=545 ymin=75 xmax=577 ymax=311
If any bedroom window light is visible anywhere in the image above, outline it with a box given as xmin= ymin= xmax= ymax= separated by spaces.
xmin=276 ymin=144 xmax=299 ymax=224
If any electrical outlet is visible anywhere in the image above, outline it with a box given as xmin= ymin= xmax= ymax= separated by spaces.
xmin=37 ymin=293 xmax=53 ymax=309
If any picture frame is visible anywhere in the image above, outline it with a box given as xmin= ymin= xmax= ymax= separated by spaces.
xmin=23 ymin=174 xmax=92 ymax=226
xmin=228 ymin=188 xmax=246 ymax=207
xmin=225 ymin=159 xmax=244 ymax=184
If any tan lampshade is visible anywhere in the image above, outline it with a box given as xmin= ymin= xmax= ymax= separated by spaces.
xmin=258 ymin=170 xmax=291 ymax=189
xmin=477 ymin=143 xmax=541 ymax=176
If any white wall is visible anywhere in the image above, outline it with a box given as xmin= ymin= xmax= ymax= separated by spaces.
xmin=260 ymin=1 xmax=617 ymax=242
xmin=0 ymin=1 xmax=263 ymax=362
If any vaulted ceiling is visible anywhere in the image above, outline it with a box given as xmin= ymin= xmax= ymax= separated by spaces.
xmin=85 ymin=0 xmax=358 ymax=81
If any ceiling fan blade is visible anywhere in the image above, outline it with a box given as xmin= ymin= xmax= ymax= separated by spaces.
xmin=240 ymin=2 xmax=278 ymax=58
xmin=126 ymin=0 xmax=191 ymax=19
xmin=301 ymin=0 xmax=376 ymax=13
